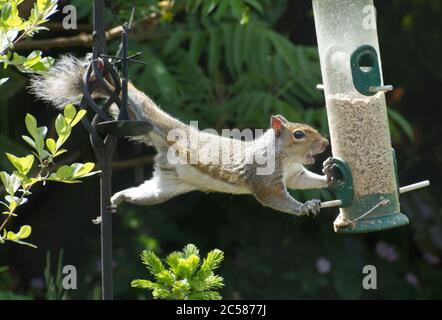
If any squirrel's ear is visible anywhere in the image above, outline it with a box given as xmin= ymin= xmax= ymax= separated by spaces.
xmin=271 ymin=115 xmax=284 ymax=137
xmin=275 ymin=114 xmax=288 ymax=124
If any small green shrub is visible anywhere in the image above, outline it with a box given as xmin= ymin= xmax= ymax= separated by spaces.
xmin=131 ymin=244 xmax=225 ymax=300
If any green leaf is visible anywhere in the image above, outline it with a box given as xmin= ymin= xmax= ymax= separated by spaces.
xmin=37 ymin=0 xmax=52 ymax=12
xmin=229 ymin=0 xmax=244 ymax=20
xmin=3 ymin=2 xmax=21 ymax=27
xmin=188 ymin=31 xmax=205 ymax=65
xmin=1 ymin=3 xmax=12 ymax=21
xmin=5 ymin=225 xmax=36 ymax=248
xmin=164 ymin=29 xmax=188 ymax=55
xmin=23 ymin=51 xmax=42 ymax=68
xmin=0 ymin=172 xmax=20 ymax=196
xmin=4 ymin=195 xmax=19 ymax=205
xmin=16 ymin=225 xmax=32 ymax=239
xmin=180 ymin=255 xmax=200 ymax=278
xmin=131 ymin=279 xmax=158 ymax=289
xmin=198 ymin=249 xmax=224 ymax=277
xmin=70 ymin=109 xmax=86 ymax=127
xmin=49 ymin=179 xmax=81 ymax=184
xmin=183 ymin=244 xmax=199 ymax=258
xmin=214 ymin=0 xmax=230 ymax=20
xmin=21 ymin=135 xmax=35 ymax=149
xmin=0 ymin=171 xmax=10 ymax=189
xmin=5 ymin=153 xmax=34 ymax=175
xmin=25 ymin=114 xmax=38 ymax=139
xmin=55 ymin=115 xmax=71 ymax=148
xmin=155 ymin=270 xmax=175 ymax=286
xmin=53 ymin=149 xmax=67 ymax=157
xmin=37 ymin=126 xmax=48 ymax=139
xmin=54 ymin=165 xmax=73 ymax=179
xmin=0 ymin=77 xmax=9 ymax=86
xmin=141 ymin=250 xmax=166 ymax=275
xmin=166 ymin=251 xmax=183 ymax=275
xmin=34 ymin=126 xmax=48 ymax=159
xmin=202 ymin=0 xmax=218 ymax=16
xmin=71 ymin=162 xmax=96 ymax=178
xmin=55 ymin=114 xmax=68 ymax=136
xmin=46 ymin=138 xmax=56 ymax=154
xmin=2 ymin=211 xmax=17 ymax=217
xmin=63 ymin=104 xmax=76 ymax=125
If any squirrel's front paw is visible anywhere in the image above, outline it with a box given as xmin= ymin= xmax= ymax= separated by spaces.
xmin=322 ymin=157 xmax=334 ymax=186
xmin=111 ymin=191 xmax=126 ymax=206
xmin=300 ymin=199 xmax=321 ymax=217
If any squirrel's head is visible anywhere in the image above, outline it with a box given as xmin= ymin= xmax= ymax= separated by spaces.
xmin=270 ymin=115 xmax=329 ymax=165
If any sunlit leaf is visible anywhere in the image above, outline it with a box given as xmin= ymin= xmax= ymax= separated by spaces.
xmin=46 ymin=138 xmax=56 ymax=154
xmin=63 ymin=104 xmax=76 ymax=124
xmin=5 ymin=153 xmax=34 ymax=175
xmin=21 ymin=135 xmax=35 ymax=149
xmin=70 ymin=108 xmax=86 ymax=127
xmin=54 ymin=165 xmax=73 ymax=179
xmin=16 ymin=225 xmax=32 ymax=239
xmin=25 ymin=114 xmax=38 ymax=139
xmin=71 ymin=162 xmax=97 ymax=178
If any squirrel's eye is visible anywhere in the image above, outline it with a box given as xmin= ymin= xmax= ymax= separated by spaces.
xmin=293 ymin=130 xmax=305 ymax=139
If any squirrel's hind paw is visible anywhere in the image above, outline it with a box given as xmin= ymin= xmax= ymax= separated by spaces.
xmin=111 ymin=191 xmax=126 ymax=206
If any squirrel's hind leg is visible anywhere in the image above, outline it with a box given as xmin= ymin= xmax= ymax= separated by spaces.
xmin=111 ymin=174 xmax=196 ymax=206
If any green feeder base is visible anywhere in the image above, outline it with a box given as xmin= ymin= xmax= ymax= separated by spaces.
xmin=334 ymin=212 xmax=409 ymax=234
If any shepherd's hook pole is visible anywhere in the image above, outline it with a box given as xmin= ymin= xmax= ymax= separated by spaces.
xmin=93 ymin=0 xmax=114 ymax=300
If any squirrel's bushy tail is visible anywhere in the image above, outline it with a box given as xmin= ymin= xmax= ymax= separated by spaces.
xmin=29 ymin=54 xmax=89 ymax=109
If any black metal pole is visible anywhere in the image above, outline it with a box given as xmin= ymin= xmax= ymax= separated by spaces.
xmin=93 ymin=0 xmax=106 ymax=57
xmin=82 ymin=0 xmax=152 ymax=300
xmin=118 ymin=25 xmax=129 ymax=121
xmin=93 ymin=0 xmax=114 ymax=300
xmin=99 ymin=157 xmax=114 ymax=300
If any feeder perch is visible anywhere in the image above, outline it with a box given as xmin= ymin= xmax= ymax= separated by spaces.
xmin=312 ymin=0 xmax=429 ymax=233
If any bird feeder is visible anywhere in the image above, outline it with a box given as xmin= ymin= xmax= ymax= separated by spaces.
xmin=312 ymin=0 xmax=429 ymax=233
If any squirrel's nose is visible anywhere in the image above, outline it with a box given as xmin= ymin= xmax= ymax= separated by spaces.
xmin=321 ymin=139 xmax=329 ymax=149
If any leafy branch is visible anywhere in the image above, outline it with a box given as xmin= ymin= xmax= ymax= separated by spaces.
xmin=0 ymin=0 xmax=58 ymax=84
xmin=0 ymin=104 xmax=100 ymax=248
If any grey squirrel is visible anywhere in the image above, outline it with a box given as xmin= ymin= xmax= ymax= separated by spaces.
xmin=29 ymin=55 xmax=332 ymax=216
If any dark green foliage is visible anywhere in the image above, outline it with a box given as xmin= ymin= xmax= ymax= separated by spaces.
xmin=44 ymin=250 xmax=68 ymax=300
xmin=0 ymin=0 xmax=441 ymax=300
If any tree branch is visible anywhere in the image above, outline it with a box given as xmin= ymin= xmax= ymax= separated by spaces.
xmin=112 ymin=155 xmax=153 ymax=171
xmin=13 ymin=15 xmax=159 ymax=51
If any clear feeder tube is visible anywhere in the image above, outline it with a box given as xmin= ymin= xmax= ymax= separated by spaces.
xmin=312 ymin=0 xmax=409 ymax=233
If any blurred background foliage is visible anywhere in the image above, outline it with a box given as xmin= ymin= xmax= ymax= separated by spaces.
xmin=0 ymin=0 xmax=441 ymax=299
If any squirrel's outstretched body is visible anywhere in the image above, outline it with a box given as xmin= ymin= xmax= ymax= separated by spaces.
xmin=29 ymin=55 xmax=332 ymax=216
